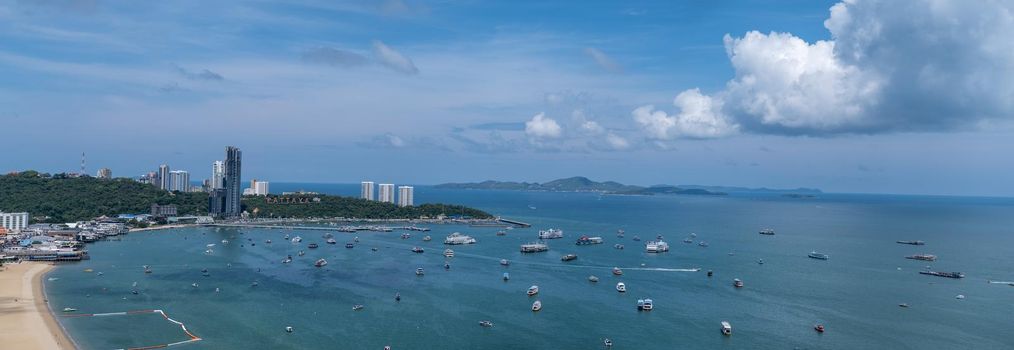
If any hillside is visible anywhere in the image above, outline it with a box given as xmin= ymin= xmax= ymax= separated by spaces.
xmin=436 ymin=176 xmax=724 ymax=195
xmin=243 ymin=196 xmax=492 ymax=219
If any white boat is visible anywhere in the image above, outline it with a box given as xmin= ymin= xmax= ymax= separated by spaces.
xmin=612 ymin=267 xmax=623 ymax=275
xmin=444 ymin=249 xmax=455 ymax=258
xmin=588 ymin=275 xmax=599 ymax=282
xmin=500 ymin=259 xmax=510 ymax=266
xmin=616 ymin=282 xmax=626 ymax=293
xmin=314 ymin=258 xmax=327 ymax=267
xmin=291 ymin=236 xmax=302 ymax=243
xmin=503 ymin=272 xmax=510 ymax=281
xmin=353 ymin=304 xmax=364 ymax=311
xmin=527 ymin=285 xmax=539 ymax=296
xmin=422 ymin=235 xmax=432 ymax=241
xmin=532 ymin=300 xmax=542 ymax=312
xmin=62 ymin=307 xmax=77 ymax=312
xmin=733 ymin=278 xmax=743 ymax=288
xmin=646 ymin=240 xmax=669 ymax=253
xmin=698 ymin=241 xmax=708 ymax=247
xmin=637 ymin=298 xmax=653 ymax=311
xmin=520 ymin=242 xmax=549 ymax=253
xmin=416 ymin=268 xmax=425 ymax=276
xmin=285 ymin=326 xmax=294 ymax=333
xmin=721 ymin=321 xmax=732 ymax=335
xmin=538 ymin=228 xmax=564 ymax=239
xmin=444 ymin=232 xmax=476 ymax=245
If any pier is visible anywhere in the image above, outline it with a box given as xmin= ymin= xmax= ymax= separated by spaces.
xmin=497 ymin=217 xmax=531 ymax=228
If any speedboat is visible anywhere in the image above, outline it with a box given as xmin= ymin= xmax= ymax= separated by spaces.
xmin=345 ymin=242 xmax=354 ymax=248
xmin=500 ymin=259 xmax=510 ymax=266
xmin=814 ymin=324 xmax=825 ymax=333
xmin=422 ymin=235 xmax=432 ymax=241
xmin=308 ymin=243 xmax=319 ymax=249
xmin=411 ymin=247 xmax=424 ymax=253
xmin=401 ymin=233 xmax=411 ymax=239
xmin=352 ymin=304 xmax=364 ymax=311
xmin=721 ymin=321 xmax=732 ymax=335
xmin=532 ymin=300 xmax=542 ymax=312
xmin=297 ymin=250 xmax=305 ymax=256
xmin=588 ymin=275 xmax=599 ymax=282
xmin=503 ymin=272 xmax=510 ymax=281
xmin=62 ymin=307 xmax=77 ymax=312
xmin=733 ymin=278 xmax=744 ymax=288
xmin=698 ymin=241 xmax=709 ymax=247
xmin=561 ymin=254 xmax=577 ymax=261
xmin=285 ymin=326 xmax=294 ymax=333
xmin=326 ymin=238 xmax=337 ymax=245
xmin=637 ymin=298 xmax=653 ymax=311
xmin=808 ymin=251 xmax=829 ymax=260
xmin=416 ymin=268 xmax=424 ymax=276
xmin=612 ymin=267 xmax=623 ymax=276
xmin=614 ymin=244 xmax=624 ymax=249
xmin=479 ymin=320 xmax=494 ymax=328
xmin=444 ymin=249 xmax=454 ymax=258
xmin=527 ymin=285 xmax=539 ymax=296
xmin=604 ymin=338 xmax=613 ymax=347
xmin=314 ymin=258 xmax=327 ymax=267
xmin=291 ymin=236 xmax=302 ymax=243
xmin=616 ymin=282 xmax=626 ymax=293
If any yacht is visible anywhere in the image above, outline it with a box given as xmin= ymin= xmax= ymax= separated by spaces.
xmin=291 ymin=236 xmax=302 ymax=243
xmin=538 ymin=229 xmax=564 ymax=239
xmin=588 ymin=275 xmax=599 ymax=282
xmin=612 ymin=267 xmax=623 ymax=276
xmin=308 ymin=243 xmax=319 ymax=249
xmin=759 ymin=229 xmax=775 ymax=235
xmin=444 ymin=232 xmax=477 ymax=245
xmin=721 ymin=321 xmax=732 ymax=335
xmin=314 ymin=258 xmax=327 ymax=267
xmin=561 ymin=254 xmax=577 ymax=261
xmin=326 ymin=238 xmax=337 ymax=245
xmin=532 ymin=300 xmax=542 ymax=312
xmin=527 ymin=285 xmax=539 ymax=296
xmin=500 ymin=259 xmax=510 ymax=266
xmin=411 ymin=247 xmax=424 ymax=253
xmin=616 ymin=282 xmax=626 ymax=293
xmin=733 ymin=278 xmax=744 ymax=288
xmin=444 ymin=249 xmax=455 ymax=258
xmin=422 ymin=235 xmax=432 ymax=242
xmin=416 ymin=268 xmax=424 ymax=276
xmin=808 ymin=251 xmax=830 ymax=260
xmin=645 ymin=240 xmax=669 ymax=253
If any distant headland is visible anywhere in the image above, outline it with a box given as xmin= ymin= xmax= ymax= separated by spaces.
xmin=435 ymin=176 xmax=822 ymax=197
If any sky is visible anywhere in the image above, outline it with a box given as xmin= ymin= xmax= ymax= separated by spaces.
xmin=1 ymin=0 xmax=1012 ymax=197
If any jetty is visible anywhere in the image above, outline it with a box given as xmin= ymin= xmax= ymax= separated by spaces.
xmin=498 ymin=217 xmax=531 ymax=228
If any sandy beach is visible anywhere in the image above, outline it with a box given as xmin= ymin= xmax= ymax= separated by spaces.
xmin=0 ymin=262 xmax=75 ymax=350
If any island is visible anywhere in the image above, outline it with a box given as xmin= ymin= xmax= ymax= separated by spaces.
xmin=437 ymin=176 xmax=728 ymax=196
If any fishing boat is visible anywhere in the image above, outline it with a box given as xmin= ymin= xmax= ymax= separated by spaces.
xmin=352 ymin=304 xmax=364 ymax=311
xmin=503 ymin=272 xmax=510 ymax=281
xmin=416 ymin=268 xmax=425 ymax=276
xmin=919 ymin=271 xmax=964 ymax=279
xmin=444 ymin=249 xmax=455 ymax=258
xmin=527 ymin=285 xmax=539 ymax=296
xmin=500 ymin=259 xmax=510 ymax=266
xmin=733 ymin=278 xmax=744 ymax=288
xmin=314 ymin=258 xmax=327 ymax=267
xmin=905 ymin=254 xmax=937 ymax=261
xmin=444 ymin=232 xmax=477 ymax=245
xmin=721 ymin=321 xmax=732 ymax=335
xmin=479 ymin=320 xmax=494 ymax=328
xmin=612 ymin=267 xmax=623 ymax=276
xmin=759 ymin=229 xmax=775 ymax=235
xmin=814 ymin=324 xmax=825 ymax=333
xmin=411 ymin=247 xmax=424 ymax=253
xmin=616 ymin=282 xmax=626 ymax=293
xmin=532 ymin=300 xmax=542 ymax=312
xmin=326 ymin=238 xmax=337 ymax=245
xmin=538 ymin=229 xmax=564 ymax=239
xmin=588 ymin=275 xmax=599 ymax=282
xmin=561 ymin=254 xmax=577 ymax=261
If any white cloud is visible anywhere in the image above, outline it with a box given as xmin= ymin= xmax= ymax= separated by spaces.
xmin=524 ymin=112 xmax=562 ymax=139
xmin=583 ymin=47 xmax=623 ymax=73
xmin=572 ymin=109 xmax=605 ymax=135
xmin=371 ymin=40 xmax=419 ymax=74
xmin=605 ymin=133 xmax=630 ymax=150
xmin=633 ymin=88 xmax=737 ymax=139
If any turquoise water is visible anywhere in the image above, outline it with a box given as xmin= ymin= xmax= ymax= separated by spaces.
xmin=46 ymin=186 xmax=1014 ymax=349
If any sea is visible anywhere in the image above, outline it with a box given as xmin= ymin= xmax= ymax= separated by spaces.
xmin=44 ymin=184 xmax=1014 ymax=349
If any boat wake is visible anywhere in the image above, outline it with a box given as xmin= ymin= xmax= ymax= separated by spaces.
xmin=988 ymin=280 xmax=1014 ymax=284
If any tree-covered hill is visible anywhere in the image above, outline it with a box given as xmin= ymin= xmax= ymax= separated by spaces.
xmin=242 ymin=195 xmax=492 ymax=219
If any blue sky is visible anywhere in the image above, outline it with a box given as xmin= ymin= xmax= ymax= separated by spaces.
xmin=1 ymin=0 xmax=1012 ymax=196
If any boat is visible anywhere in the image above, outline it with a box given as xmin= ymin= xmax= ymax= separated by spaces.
xmin=285 ymin=326 xmax=294 ymax=333
xmin=956 ymin=294 xmax=965 ymax=299
xmin=496 ymin=231 xmax=506 ymax=236
xmin=899 ymin=303 xmax=909 ymax=308
xmin=532 ymin=300 xmax=542 ymax=312
xmin=411 ymin=247 xmax=424 ymax=253
xmin=808 ymin=251 xmax=829 ymax=260
xmin=617 ymin=229 xmax=625 ymax=238
xmin=733 ymin=278 xmax=744 ymax=288
xmin=538 ymin=229 xmax=564 ymax=239
xmin=645 ymin=240 xmax=669 ymax=253
xmin=326 ymin=238 xmax=337 ymax=245
xmin=284 ymin=234 xmax=290 ymax=240
xmin=897 ymin=240 xmax=925 ymax=245
xmin=143 ymin=265 xmax=152 ymax=274
xmin=632 ymin=235 xmax=641 ymax=241
xmin=62 ymin=307 xmax=77 ymax=312
xmin=520 ymin=242 xmax=549 ymax=253
xmin=416 ymin=268 xmax=424 ymax=276
xmin=444 ymin=249 xmax=455 ymax=258
xmin=401 ymin=233 xmax=411 ymax=239
xmin=698 ymin=241 xmax=709 ymax=247
xmin=314 ymin=258 xmax=327 ymax=267
xmin=291 ymin=236 xmax=302 ymax=243
xmin=561 ymin=254 xmax=577 ymax=261
xmin=444 ymin=263 xmax=450 ymax=270
xmin=444 ymin=232 xmax=477 ymax=245
xmin=575 ymin=235 xmax=603 ymax=245
xmin=707 ymin=270 xmax=713 ymax=277
xmin=345 ymin=242 xmax=354 ymax=248
xmin=588 ymin=275 xmax=599 ymax=282
xmin=503 ymin=272 xmax=510 ymax=281
xmin=282 ymin=256 xmax=292 ymax=264
xmin=614 ymin=244 xmax=624 ymax=250
xmin=500 ymin=259 xmax=510 ymax=266
xmin=758 ymin=259 xmax=764 ymax=265
xmin=192 ymin=283 xmax=199 ymax=288
xmin=352 ymin=304 xmax=364 ymax=311
xmin=612 ymin=267 xmax=623 ymax=276
xmin=604 ymin=339 xmax=613 ymax=347
xmin=682 ymin=238 xmax=693 ymax=244
xmin=308 ymin=243 xmax=319 ymax=249
xmin=395 ymin=292 xmax=401 ymax=302
xmin=905 ymin=254 xmax=937 ymax=261
xmin=297 ymin=250 xmax=305 ymax=256
xmin=637 ymin=298 xmax=653 ymax=311
xmin=251 ymin=281 xmax=259 ymax=287
xmin=759 ymin=229 xmax=775 ymax=235
xmin=814 ymin=324 xmax=825 ymax=333
xmin=721 ymin=321 xmax=732 ymax=335
xmin=919 ymin=271 xmax=964 ymax=278
xmin=265 ymin=239 xmax=272 ymax=244
xmin=422 ymin=235 xmax=432 ymax=241
xmin=527 ymin=285 xmax=539 ymax=296
xmin=479 ymin=320 xmax=494 ymax=328
xmin=354 ymin=237 xmax=359 ymax=243
xmin=616 ymin=282 xmax=626 ymax=293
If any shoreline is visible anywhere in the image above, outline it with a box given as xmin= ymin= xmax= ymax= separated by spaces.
xmin=0 ymin=262 xmax=76 ymax=350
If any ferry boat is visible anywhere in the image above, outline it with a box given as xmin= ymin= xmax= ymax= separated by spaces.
xmin=616 ymin=282 xmax=626 ymax=293
xmin=532 ymin=300 xmax=542 ymax=312
xmin=538 ymin=229 xmax=564 ymax=239
xmin=808 ymin=251 xmax=829 ymax=260
xmin=612 ymin=267 xmax=623 ymax=275
xmin=614 ymin=244 xmax=624 ymax=250
xmin=314 ymin=259 xmax=327 ymax=267
xmin=919 ymin=271 xmax=964 ymax=279
xmin=905 ymin=254 xmax=937 ymax=261
xmin=444 ymin=249 xmax=455 ymax=258
xmin=588 ymin=275 xmax=599 ymax=282
xmin=422 ymin=235 xmax=432 ymax=242
xmin=411 ymin=247 xmax=424 ymax=253
xmin=401 ymin=233 xmax=411 ymax=239
xmin=416 ymin=268 xmax=425 ymax=276
xmin=575 ymin=235 xmax=604 ymax=245
xmin=326 ymin=238 xmax=337 ymax=245
xmin=444 ymin=232 xmax=476 ymax=245
xmin=637 ymin=298 xmax=653 ymax=311
xmin=646 ymin=240 xmax=669 ymax=253
xmin=503 ymin=272 xmax=510 ymax=281
xmin=520 ymin=242 xmax=549 ymax=253
xmin=345 ymin=242 xmax=354 ymax=248
xmin=733 ymin=278 xmax=744 ymax=288
xmin=561 ymin=254 xmax=578 ymax=261
xmin=527 ymin=285 xmax=539 ymax=296
xmin=759 ymin=229 xmax=775 ymax=235
xmin=307 ymin=243 xmax=319 ymax=249
xmin=721 ymin=321 xmax=732 ymax=335
xmin=897 ymin=240 xmax=925 ymax=245
xmin=500 ymin=259 xmax=510 ymax=266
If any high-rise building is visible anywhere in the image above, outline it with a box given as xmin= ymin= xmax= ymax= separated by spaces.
xmin=255 ymin=181 xmax=269 ymax=196
xmin=209 ymin=188 xmax=226 ymax=217
xmin=223 ymin=146 xmax=242 ymax=217
xmin=361 ymin=181 xmax=375 ymax=200
xmin=378 ymin=184 xmax=395 ymax=203
xmin=158 ymin=164 xmax=171 ymax=191
xmin=211 ymin=160 xmax=225 ymax=189
xmin=96 ymin=168 xmax=112 ymax=179
xmin=398 ymin=186 xmax=414 ymax=207
xmin=169 ymin=170 xmax=190 ymax=192
xmin=0 ymin=212 xmax=29 ymax=231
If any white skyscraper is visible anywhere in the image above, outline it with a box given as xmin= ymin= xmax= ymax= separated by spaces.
xmin=255 ymin=181 xmax=269 ymax=196
xmin=398 ymin=186 xmax=414 ymax=207
xmin=158 ymin=164 xmax=171 ymax=190
xmin=0 ymin=212 xmax=29 ymax=232
xmin=211 ymin=160 xmax=225 ymax=189
xmin=169 ymin=170 xmax=190 ymax=192
xmin=361 ymin=181 xmax=375 ymax=200
xmin=378 ymin=184 xmax=395 ymax=203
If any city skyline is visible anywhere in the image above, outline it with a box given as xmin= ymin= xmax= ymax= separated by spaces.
xmin=1 ymin=1 xmax=1012 ymax=197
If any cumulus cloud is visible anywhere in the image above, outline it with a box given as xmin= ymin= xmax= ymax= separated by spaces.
xmin=524 ymin=112 xmax=562 ymax=139
xmin=372 ymin=40 xmax=419 ymax=75
xmin=301 ymin=47 xmax=370 ymax=67
xmin=633 ymin=88 xmax=738 ymax=139
xmin=572 ymin=109 xmax=605 ymax=135
xmin=584 ymin=47 xmax=623 ymax=73
xmin=604 ymin=133 xmax=630 ymax=150
xmin=644 ymin=0 xmax=1014 ymax=137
